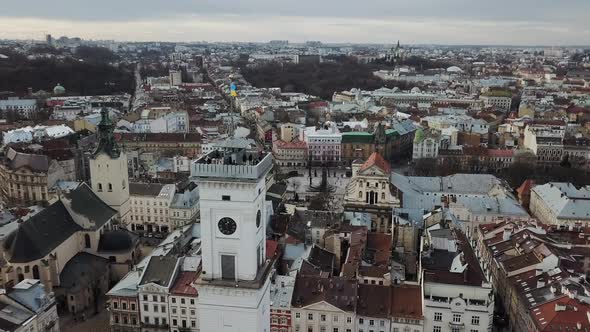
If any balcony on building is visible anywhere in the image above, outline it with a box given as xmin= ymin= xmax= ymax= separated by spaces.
xmin=191 ymin=148 xmax=272 ymax=181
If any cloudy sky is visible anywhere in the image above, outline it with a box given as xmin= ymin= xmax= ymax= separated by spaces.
xmin=1 ymin=0 xmax=589 ymax=45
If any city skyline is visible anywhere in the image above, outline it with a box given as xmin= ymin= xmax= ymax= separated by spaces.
xmin=1 ymin=0 xmax=590 ymax=45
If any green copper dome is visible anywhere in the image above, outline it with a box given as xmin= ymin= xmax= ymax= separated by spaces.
xmin=53 ymin=83 xmax=66 ymax=95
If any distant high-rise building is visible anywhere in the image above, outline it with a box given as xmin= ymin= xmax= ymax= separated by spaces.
xmin=269 ymin=40 xmax=289 ymax=48
xmin=45 ymin=34 xmax=53 ymax=46
xmin=169 ymin=70 xmax=182 ymax=86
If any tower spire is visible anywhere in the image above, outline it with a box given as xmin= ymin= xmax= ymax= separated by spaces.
xmin=93 ymin=108 xmax=120 ymax=158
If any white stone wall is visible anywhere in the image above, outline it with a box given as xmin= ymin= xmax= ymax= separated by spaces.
xmin=424 ymin=283 xmax=493 ymax=332
xmin=130 ymin=195 xmax=172 ymax=232
xmin=357 ymin=315 xmax=390 ymax=332
xmin=198 ymin=179 xmax=267 ymax=281
xmin=89 ymin=152 xmax=131 ymax=223
xmin=198 ymin=281 xmax=271 ymax=332
xmin=139 ymin=290 xmax=170 ymax=328
xmin=291 ymin=306 xmax=355 ymax=332
xmin=169 ymin=295 xmax=199 ymax=332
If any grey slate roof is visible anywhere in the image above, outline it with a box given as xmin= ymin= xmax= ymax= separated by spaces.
xmin=307 ymin=245 xmax=335 ymax=275
xmin=0 ymin=299 xmax=34 ymax=332
xmin=129 ymin=183 xmax=165 ymax=196
xmin=4 ymin=201 xmax=82 ymax=263
xmin=59 ymin=252 xmax=109 ymax=292
xmin=140 ymin=256 xmax=179 ymax=287
xmin=9 ymin=279 xmax=52 ymax=313
xmin=6 ymin=150 xmax=49 ymax=172
xmin=454 ymin=196 xmax=529 ymax=217
xmin=98 ymin=229 xmax=139 ymax=253
xmin=62 ymin=183 xmax=117 ymax=230
xmin=531 ymin=183 xmax=590 ymax=220
xmin=392 ymin=173 xmax=503 ymax=195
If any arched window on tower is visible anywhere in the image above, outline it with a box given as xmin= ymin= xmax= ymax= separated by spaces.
xmin=108 ymin=183 xmax=113 ymax=192
xmin=97 ymin=183 xmax=103 ymax=192
xmin=358 ymin=191 xmax=363 ymax=198
xmin=84 ymin=234 xmax=91 ymax=248
xmin=32 ymin=265 xmax=39 ymax=279
xmin=17 ymin=267 xmax=24 ymax=282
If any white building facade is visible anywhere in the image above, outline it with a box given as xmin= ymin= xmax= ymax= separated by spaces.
xmin=192 ymin=149 xmax=273 ymax=332
xmin=302 ymin=123 xmax=342 ymax=164
xmin=129 ymin=183 xmax=176 ymax=234
xmin=412 ymin=128 xmax=440 ymax=160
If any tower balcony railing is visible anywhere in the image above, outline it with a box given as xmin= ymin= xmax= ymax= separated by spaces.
xmin=192 ymin=151 xmax=272 ymax=180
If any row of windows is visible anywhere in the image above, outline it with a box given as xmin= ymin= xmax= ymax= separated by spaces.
xmin=133 ymin=207 xmax=168 ymax=215
xmin=144 ymin=316 xmax=166 ymax=326
xmin=112 ymin=314 xmax=138 ymax=326
xmin=433 ymin=312 xmax=480 ymax=325
xmin=97 ymin=182 xmax=126 ymax=192
xmin=358 ymin=318 xmax=386 ymax=326
xmin=131 ymin=215 xmax=168 ymax=223
xmin=171 ymin=307 xmax=196 ymax=316
xmin=271 ymin=317 xmax=289 ymax=325
xmin=433 ymin=327 xmax=480 ymax=332
xmin=358 ymin=191 xmax=386 ymax=201
xmin=295 ymin=313 xmax=353 ymax=324
xmin=143 ymin=304 xmax=166 ymax=313
xmin=270 ymin=328 xmax=289 ymax=332
xmin=111 ymin=300 xmax=136 ymax=311
xmin=294 ymin=327 xmax=351 ymax=332
xmin=172 ymin=211 xmax=190 ymax=217
xmin=6 ymin=174 xmax=44 ymax=182
xmin=143 ymin=295 xmax=165 ymax=302
xmin=359 ymin=182 xmax=387 ymax=189
xmin=171 ymin=318 xmax=197 ymax=328
xmin=141 ymin=295 xmax=195 ymax=305
xmin=133 ymin=199 xmax=166 ymax=206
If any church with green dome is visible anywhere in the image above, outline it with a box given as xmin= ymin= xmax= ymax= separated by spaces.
xmin=341 ymin=123 xmax=400 ymax=163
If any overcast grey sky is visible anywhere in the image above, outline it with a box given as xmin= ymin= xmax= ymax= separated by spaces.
xmin=1 ymin=0 xmax=589 ymax=45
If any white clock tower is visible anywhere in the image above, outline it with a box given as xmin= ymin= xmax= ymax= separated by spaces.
xmin=192 ymin=148 xmax=273 ymax=332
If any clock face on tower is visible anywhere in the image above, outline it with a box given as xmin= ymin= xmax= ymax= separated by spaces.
xmin=218 ymin=217 xmax=237 ymax=235
xmin=256 ymin=210 xmax=261 ymax=228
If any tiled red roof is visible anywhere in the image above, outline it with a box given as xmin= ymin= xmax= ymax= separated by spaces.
xmin=532 ymin=297 xmax=590 ymax=331
xmin=273 ymin=140 xmax=307 ymax=149
xmin=502 ymin=251 xmax=541 ymax=272
xmin=366 ymin=233 xmax=392 ymax=266
xmin=487 ymin=149 xmax=515 ymax=157
xmin=566 ymin=105 xmax=590 ymax=114
xmin=357 ymin=284 xmax=391 ymax=318
xmin=308 ymin=101 xmax=329 ymax=109
xmin=516 ymin=179 xmax=535 ymax=196
xmin=266 ymin=240 xmax=279 ymax=259
xmin=391 ymin=285 xmax=423 ymax=319
xmin=170 ymin=271 xmax=198 ymax=296
xmin=532 ymin=119 xmax=566 ymax=126
xmin=359 ymin=152 xmax=391 ymax=174
xmin=292 ymin=276 xmax=357 ymax=311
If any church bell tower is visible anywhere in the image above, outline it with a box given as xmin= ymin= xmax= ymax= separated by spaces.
xmin=89 ymin=108 xmax=130 ymax=224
